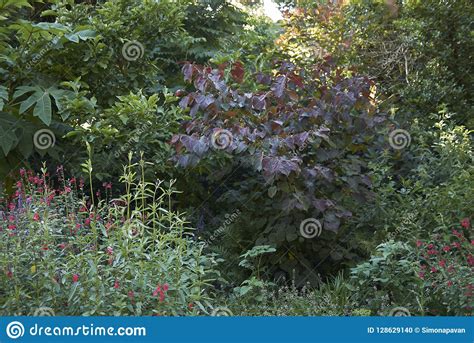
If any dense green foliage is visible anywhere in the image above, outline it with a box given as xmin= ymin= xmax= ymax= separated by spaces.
xmin=0 ymin=0 xmax=472 ymax=316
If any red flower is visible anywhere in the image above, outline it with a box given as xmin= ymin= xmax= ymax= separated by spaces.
xmin=418 ymin=272 xmax=425 ymax=279
xmin=153 ymin=284 xmax=168 ymax=302
xmin=467 ymin=255 xmax=474 ymax=266
xmin=416 ymin=240 xmax=423 ymax=247
xmin=128 ymin=291 xmax=135 ymax=300
xmin=442 ymin=245 xmax=451 ymax=252
xmin=430 ymin=267 xmax=438 ymax=273
xmin=58 ymin=243 xmax=67 ymax=250
xmin=153 ymin=286 xmax=161 ymax=297
xmin=33 ymin=213 xmax=40 ymax=222
xmin=438 ymin=259 xmax=446 ymax=268
xmin=188 ymin=303 xmax=194 ymax=310
xmin=452 ymin=242 xmax=461 ymax=249
xmin=427 ymin=243 xmax=434 ymax=249
xmin=72 ymin=274 xmax=79 ymax=283
xmin=461 ymin=218 xmax=470 ymax=228
xmin=6 ymin=270 xmax=13 ymax=278
xmin=447 ymin=281 xmax=453 ymax=287
xmin=114 ymin=279 xmax=120 ymax=289
xmin=85 ymin=218 xmax=91 ymax=226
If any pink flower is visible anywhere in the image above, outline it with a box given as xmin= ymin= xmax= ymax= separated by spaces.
xmin=106 ymin=246 xmax=113 ymax=255
xmin=438 ymin=260 xmax=446 ymax=268
xmin=447 ymin=281 xmax=453 ymax=287
xmin=427 ymin=243 xmax=434 ymax=249
xmin=64 ymin=186 xmax=71 ymax=194
xmin=128 ymin=291 xmax=135 ymax=300
xmin=430 ymin=267 xmax=438 ymax=273
xmin=114 ymin=279 xmax=120 ymax=289
xmin=162 ymin=283 xmax=169 ymax=291
xmin=442 ymin=245 xmax=451 ymax=252
xmin=416 ymin=240 xmax=423 ymax=247
xmin=72 ymin=274 xmax=79 ymax=283
xmin=452 ymin=242 xmax=461 ymax=249
xmin=85 ymin=218 xmax=91 ymax=226
xmin=461 ymin=218 xmax=470 ymax=228
xmin=33 ymin=213 xmax=40 ymax=222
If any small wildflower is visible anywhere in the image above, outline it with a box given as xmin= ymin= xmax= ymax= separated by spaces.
xmin=33 ymin=213 xmax=40 ymax=221
xmin=72 ymin=274 xmax=79 ymax=283
xmin=461 ymin=218 xmax=470 ymax=228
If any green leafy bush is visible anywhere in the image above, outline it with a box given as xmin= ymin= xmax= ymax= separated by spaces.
xmin=0 ymin=156 xmax=220 ymax=316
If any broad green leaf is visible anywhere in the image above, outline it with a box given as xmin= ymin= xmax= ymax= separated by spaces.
xmin=0 ymin=125 xmax=16 ymax=156
xmin=19 ymin=91 xmax=41 ymax=114
xmin=13 ymin=85 xmax=37 ymax=99
xmin=0 ymin=85 xmax=7 ymax=100
xmin=33 ymin=92 xmax=52 ymax=125
xmin=76 ymin=29 xmax=96 ymax=40
xmin=64 ymin=33 xmax=79 ymax=43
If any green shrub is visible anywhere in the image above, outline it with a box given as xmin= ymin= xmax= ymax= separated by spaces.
xmin=0 ymin=155 xmax=220 ymax=316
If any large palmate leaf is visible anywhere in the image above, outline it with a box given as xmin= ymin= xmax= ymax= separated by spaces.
xmin=13 ymin=85 xmax=71 ymax=125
